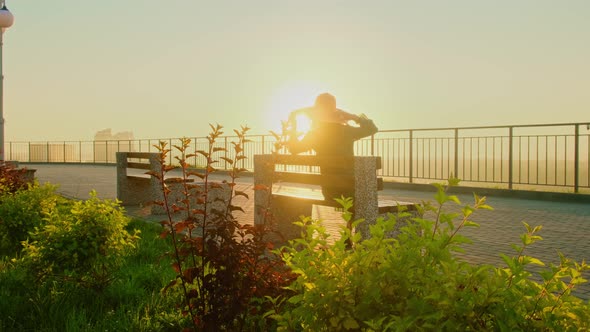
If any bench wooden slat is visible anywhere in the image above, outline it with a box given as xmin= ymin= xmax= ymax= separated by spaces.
xmin=275 ymin=172 xmax=384 ymax=191
xmin=275 ymin=172 xmax=353 ymax=189
xmin=127 ymin=162 xmax=152 ymax=170
xmin=126 ymin=152 xmax=157 ymax=159
xmin=270 ymin=155 xmax=381 ymax=170
xmin=272 ymin=193 xmax=415 ymax=213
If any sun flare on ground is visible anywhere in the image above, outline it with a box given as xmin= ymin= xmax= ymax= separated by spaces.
xmin=265 ymin=81 xmax=329 ymax=135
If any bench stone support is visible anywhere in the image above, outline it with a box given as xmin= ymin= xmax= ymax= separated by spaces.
xmin=116 ymin=152 xmax=161 ymax=206
xmin=352 ymin=157 xmax=379 ymax=239
xmin=254 ymin=154 xmax=274 ymax=226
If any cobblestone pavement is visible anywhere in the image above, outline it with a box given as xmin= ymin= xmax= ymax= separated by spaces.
xmin=28 ymin=163 xmax=590 ymax=300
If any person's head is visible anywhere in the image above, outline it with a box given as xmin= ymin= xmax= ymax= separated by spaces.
xmin=314 ymin=93 xmax=337 ymax=112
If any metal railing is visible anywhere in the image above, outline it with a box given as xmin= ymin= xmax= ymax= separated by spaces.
xmin=6 ymin=122 xmax=590 ymax=193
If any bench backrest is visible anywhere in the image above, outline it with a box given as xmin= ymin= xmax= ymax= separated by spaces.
xmin=258 ymin=154 xmax=383 ymax=190
xmin=117 ymin=152 xmax=160 ymax=173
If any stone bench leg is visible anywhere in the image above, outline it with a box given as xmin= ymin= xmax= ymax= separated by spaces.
xmin=352 ymin=157 xmax=379 ymax=240
xmin=269 ymin=196 xmax=313 ymax=245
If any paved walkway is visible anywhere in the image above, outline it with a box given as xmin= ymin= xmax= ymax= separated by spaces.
xmin=27 ymin=163 xmax=590 ymax=300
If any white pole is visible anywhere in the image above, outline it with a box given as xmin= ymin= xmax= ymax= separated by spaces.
xmin=0 ymin=0 xmax=13 ymax=162
xmin=0 ymin=23 xmax=4 ymax=161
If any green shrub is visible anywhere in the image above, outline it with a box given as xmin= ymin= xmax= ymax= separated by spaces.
xmin=0 ymin=183 xmax=61 ymax=256
xmin=0 ymin=162 xmax=31 ymax=194
xmin=270 ymin=180 xmax=590 ymax=331
xmin=1 ymin=214 xmax=180 ymax=331
xmin=20 ymin=191 xmax=140 ymax=290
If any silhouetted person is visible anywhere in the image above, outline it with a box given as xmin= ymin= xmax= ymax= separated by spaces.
xmin=286 ymin=93 xmax=378 ymax=201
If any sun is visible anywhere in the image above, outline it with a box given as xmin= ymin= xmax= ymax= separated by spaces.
xmin=264 ymin=80 xmax=329 ymax=135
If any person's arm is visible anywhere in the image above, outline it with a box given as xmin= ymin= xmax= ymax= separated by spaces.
xmin=335 ymin=108 xmax=359 ymax=123
xmin=286 ymin=132 xmax=314 ymax=155
xmin=347 ymin=114 xmax=378 ymax=141
xmin=288 ymin=107 xmax=313 ymax=124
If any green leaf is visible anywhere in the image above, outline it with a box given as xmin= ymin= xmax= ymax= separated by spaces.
xmin=529 ymin=257 xmax=545 ymax=266
xmin=434 ymin=187 xmax=446 ymax=205
xmin=448 ymin=195 xmax=461 ymax=204
xmin=462 ymin=206 xmax=474 ymax=218
xmin=343 ymin=317 xmax=360 ymax=330
xmin=479 ymin=204 xmax=493 ymax=210
xmin=448 ymin=177 xmax=461 ymax=187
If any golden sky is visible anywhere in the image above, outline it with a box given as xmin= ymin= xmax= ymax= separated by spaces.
xmin=4 ymin=0 xmax=590 ymax=141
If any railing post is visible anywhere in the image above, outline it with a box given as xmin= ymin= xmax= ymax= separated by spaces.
xmin=63 ymin=141 xmax=66 ymax=163
xmin=46 ymin=142 xmax=49 ymax=163
xmin=169 ymin=139 xmax=172 ymax=165
xmin=454 ymin=128 xmax=459 ymax=178
xmin=409 ymin=130 xmax=413 ymax=183
xmin=224 ymin=136 xmax=228 ymax=170
xmin=508 ymin=126 xmax=513 ymax=189
xmin=261 ymin=135 xmax=265 ymax=154
xmin=574 ymin=124 xmax=580 ymax=193
xmin=370 ymin=134 xmax=375 ymax=156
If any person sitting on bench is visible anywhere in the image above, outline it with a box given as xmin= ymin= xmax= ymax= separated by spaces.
xmin=285 ymin=92 xmax=379 ymax=201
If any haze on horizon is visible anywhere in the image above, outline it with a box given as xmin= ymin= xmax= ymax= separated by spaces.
xmin=4 ymin=1 xmax=590 ymax=142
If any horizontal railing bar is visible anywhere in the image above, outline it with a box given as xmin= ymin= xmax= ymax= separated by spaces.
xmin=7 ymin=122 xmax=590 ymax=193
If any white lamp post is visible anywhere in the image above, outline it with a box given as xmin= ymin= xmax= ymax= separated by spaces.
xmin=0 ymin=1 xmax=14 ymax=161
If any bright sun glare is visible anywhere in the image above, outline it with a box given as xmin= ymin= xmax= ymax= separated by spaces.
xmin=265 ymin=81 xmax=328 ymax=135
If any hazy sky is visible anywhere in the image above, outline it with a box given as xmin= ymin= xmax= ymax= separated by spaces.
xmin=3 ymin=1 xmax=589 ymax=141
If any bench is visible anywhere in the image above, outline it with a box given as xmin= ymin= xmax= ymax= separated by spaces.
xmin=116 ymin=152 xmax=229 ymax=218
xmin=254 ymin=154 xmax=418 ymax=242
xmin=116 ymin=152 xmax=162 ymax=207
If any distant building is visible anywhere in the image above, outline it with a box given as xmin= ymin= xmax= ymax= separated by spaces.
xmin=94 ymin=129 xmax=135 ymax=163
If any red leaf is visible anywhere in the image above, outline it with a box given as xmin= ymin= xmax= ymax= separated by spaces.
xmin=234 ymin=190 xmax=249 ymax=199
xmin=172 ymin=262 xmax=181 ymax=273
xmin=192 ymin=209 xmax=206 ymax=215
xmin=254 ymin=184 xmax=269 ymax=191
xmin=162 ymin=279 xmax=177 ymax=293
xmin=183 ymin=267 xmax=200 ymax=282
xmin=229 ymin=205 xmax=245 ymax=213
xmin=187 ymin=171 xmax=205 ymax=179
xmin=196 ymin=150 xmax=209 ymax=157
xmin=175 ymin=222 xmax=187 ymax=233
xmin=187 ymin=289 xmax=199 ymax=299
xmin=220 ymin=157 xmax=234 ymax=164
xmin=160 ymin=231 xmax=169 ymax=239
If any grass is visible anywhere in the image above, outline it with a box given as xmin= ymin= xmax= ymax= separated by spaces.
xmin=0 ymin=218 xmax=180 ymax=332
